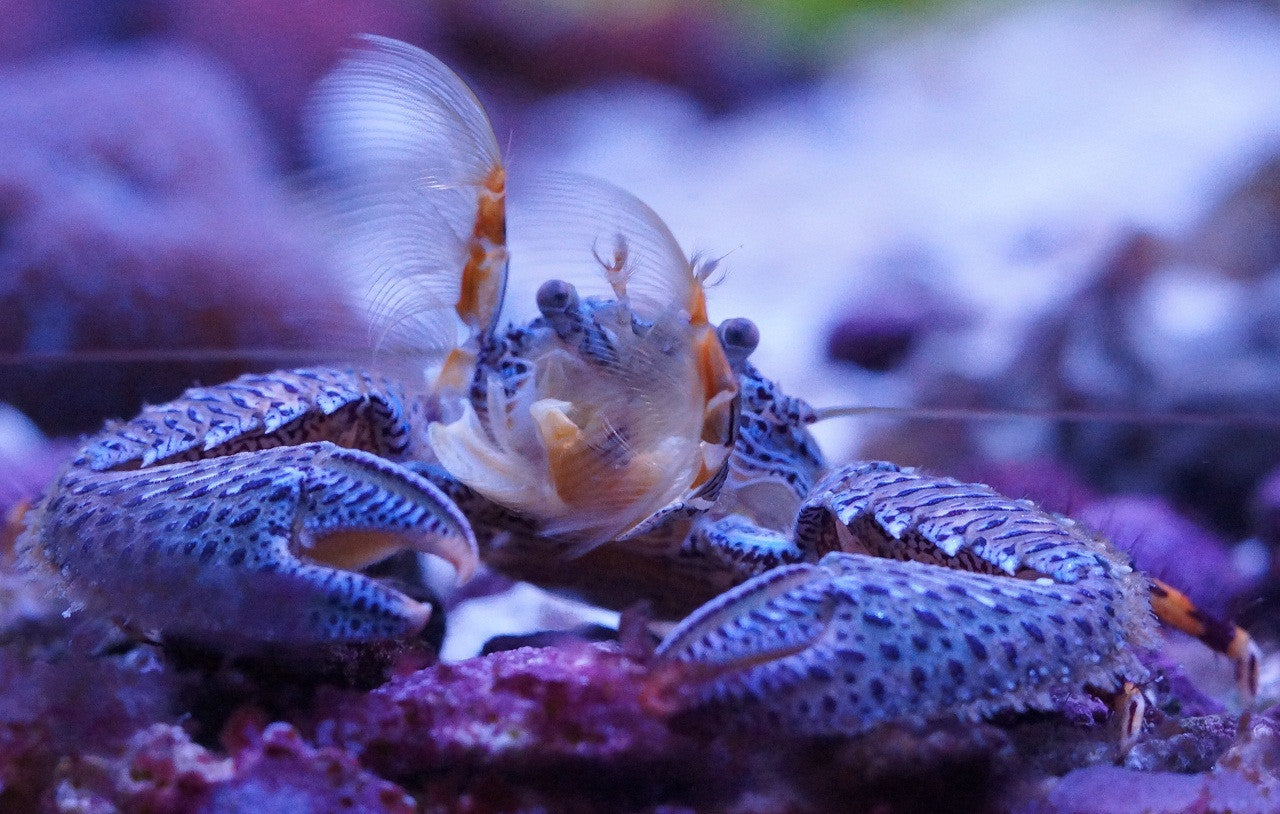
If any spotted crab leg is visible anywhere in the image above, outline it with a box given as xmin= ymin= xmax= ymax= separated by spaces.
xmin=650 ymin=461 xmax=1160 ymax=735
xmin=18 ymin=368 xmax=477 ymax=650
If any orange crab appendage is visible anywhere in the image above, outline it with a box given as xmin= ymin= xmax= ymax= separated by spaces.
xmin=455 ymin=165 xmax=508 ymax=332
xmin=538 ymin=403 xmax=666 ymax=521
xmin=1149 ymin=577 xmax=1260 ymax=697
xmin=689 ymin=281 xmax=738 ymax=488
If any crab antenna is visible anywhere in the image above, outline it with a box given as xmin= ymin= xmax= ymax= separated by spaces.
xmin=812 ymin=404 xmax=1280 ymax=428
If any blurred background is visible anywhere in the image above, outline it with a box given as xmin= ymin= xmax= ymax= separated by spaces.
xmin=3 ymin=0 xmax=1280 ymax=645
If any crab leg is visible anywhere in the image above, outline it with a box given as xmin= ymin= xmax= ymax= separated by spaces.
xmin=1149 ymin=578 xmax=1260 ymax=700
xmin=21 ymin=441 xmax=476 ymax=649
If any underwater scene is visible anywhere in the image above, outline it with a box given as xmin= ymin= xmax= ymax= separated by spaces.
xmin=2 ymin=1 xmax=1280 ymax=812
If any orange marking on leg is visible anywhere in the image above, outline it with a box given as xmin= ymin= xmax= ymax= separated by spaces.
xmin=1150 ymin=577 xmax=1259 ymax=700
xmin=476 ymin=166 xmax=506 ymax=243
xmin=456 ymin=244 xmax=490 ymax=327
xmin=434 ymin=347 xmax=476 ymax=394
xmin=1150 ymin=577 xmax=1241 ymax=654
xmin=1149 ymin=578 xmax=1207 ymax=640
xmin=695 ymin=329 xmax=737 ymax=446
xmin=2 ymin=500 xmax=30 ymax=566
xmin=1146 ymin=578 xmax=1254 ymax=701
xmin=455 ymin=165 xmax=507 ymax=331
xmin=687 ymin=284 xmax=709 ymax=326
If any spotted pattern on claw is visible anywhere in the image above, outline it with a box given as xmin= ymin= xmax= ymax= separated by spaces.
xmin=796 ymin=462 xmax=1146 ymax=586
xmin=21 ymin=369 xmax=476 ymax=648
xmin=654 ymin=462 xmax=1159 ymax=735
xmin=81 ymin=368 xmax=421 ymax=471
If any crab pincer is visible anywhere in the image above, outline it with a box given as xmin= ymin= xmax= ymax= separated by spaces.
xmin=647 ymin=462 xmax=1160 ymax=735
xmin=20 ymin=371 xmax=478 ymax=653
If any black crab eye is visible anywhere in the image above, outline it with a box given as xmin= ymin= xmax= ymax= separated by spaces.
xmin=536 ymin=279 xmax=578 ymax=316
xmin=717 ymin=317 xmax=759 ymax=364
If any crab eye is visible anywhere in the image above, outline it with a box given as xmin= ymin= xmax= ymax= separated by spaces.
xmin=536 ymin=279 xmax=578 ymax=316
xmin=717 ymin=318 xmax=759 ymax=366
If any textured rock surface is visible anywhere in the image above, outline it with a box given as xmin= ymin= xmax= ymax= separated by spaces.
xmin=0 ymin=624 xmax=179 ymax=811
xmin=52 ymin=721 xmax=416 ymax=814
xmin=310 ymin=644 xmax=690 ymax=770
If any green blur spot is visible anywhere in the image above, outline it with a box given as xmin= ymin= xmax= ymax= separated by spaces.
xmin=730 ymin=0 xmax=951 ymax=39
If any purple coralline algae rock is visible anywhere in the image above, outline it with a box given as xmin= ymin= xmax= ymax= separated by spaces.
xmin=0 ymin=631 xmax=179 ymax=810
xmin=53 ymin=723 xmax=233 ymax=813
xmin=208 ymin=722 xmax=416 ymax=813
xmin=1139 ymin=649 xmax=1227 ymax=720
xmin=1019 ymin=699 xmax=1280 ymax=812
xmin=311 ymin=644 xmax=680 ymax=773
xmin=1121 ymin=714 xmax=1237 ymax=775
xmin=307 ymin=642 xmax=1028 ymax=811
xmin=306 ymin=644 xmax=746 ymax=811
xmin=54 ymin=722 xmax=415 ymax=814
xmin=0 ymin=47 xmax=362 ymax=433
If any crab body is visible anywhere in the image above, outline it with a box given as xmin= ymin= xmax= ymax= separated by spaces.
xmin=17 ymin=36 xmax=1257 ymax=739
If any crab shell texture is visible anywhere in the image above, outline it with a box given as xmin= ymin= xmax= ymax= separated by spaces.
xmin=16 ymin=36 xmax=1184 ymax=739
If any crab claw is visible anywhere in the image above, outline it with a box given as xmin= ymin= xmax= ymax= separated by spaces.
xmin=21 ymin=442 xmax=477 ymax=650
xmin=650 ymin=551 xmax=1151 ymax=736
xmin=643 ymin=563 xmax=831 ymax=718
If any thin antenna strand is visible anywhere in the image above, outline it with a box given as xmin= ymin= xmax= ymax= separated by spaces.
xmin=814 ymin=404 xmax=1280 ymax=428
